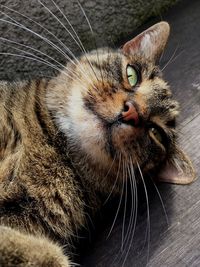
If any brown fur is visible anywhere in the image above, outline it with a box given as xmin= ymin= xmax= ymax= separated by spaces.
xmin=0 ymin=80 xmax=86 ymax=266
xmin=0 ymin=22 xmax=195 ymax=266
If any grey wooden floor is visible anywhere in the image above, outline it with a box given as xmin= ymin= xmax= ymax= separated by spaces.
xmin=81 ymin=0 xmax=200 ymax=266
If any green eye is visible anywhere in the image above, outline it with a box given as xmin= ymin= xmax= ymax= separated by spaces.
xmin=127 ymin=65 xmax=138 ymax=87
xmin=149 ymin=127 xmax=163 ymax=144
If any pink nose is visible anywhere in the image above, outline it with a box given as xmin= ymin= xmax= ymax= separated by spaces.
xmin=122 ymin=102 xmax=139 ymax=126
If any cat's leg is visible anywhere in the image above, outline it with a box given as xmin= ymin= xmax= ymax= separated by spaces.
xmin=0 ymin=225 xmax=72 ymax=267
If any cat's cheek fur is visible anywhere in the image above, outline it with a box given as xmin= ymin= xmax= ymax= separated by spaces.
xmin=57 ymin=87 xmax=111 ymax=168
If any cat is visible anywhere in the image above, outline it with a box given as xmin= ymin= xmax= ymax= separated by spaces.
xmin=0 ymin=19 xmax=196 ymax=267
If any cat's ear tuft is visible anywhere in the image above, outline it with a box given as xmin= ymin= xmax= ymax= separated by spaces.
xmin=122 ymin=22 xmax=170 ymax=63
xmin=156 ymin=147 xmax=196 ymax=185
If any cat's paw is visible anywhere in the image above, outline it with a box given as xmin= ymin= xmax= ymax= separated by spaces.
xmin=0 ymin=226 xmax=72 ymax=267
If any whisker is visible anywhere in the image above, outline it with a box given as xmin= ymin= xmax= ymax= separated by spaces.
xmin=0 ymin=52 xmax=84 ymax=85
xmin=113 ymin=156 xmax=137 ymax=267
xmin=102 ymin=153 xmax=117 ymax=183
xmin=137 ymin=161 xmax=150 ymax=265
xmin=9 ymin=47 xmax=87 ymax=87
xmin=120 ymin=158 xmax=137 ymax=266
xmin=149 ymin=175 xmax=169 ymax=226
xmin=0 ymin=9 xmax=95 ymax=86
xmin=106 ymin=153 xmax=123 ymax=239
xmin=103 ymin=153 xmax=118 ymax=205
xmin=0 ymin=11 xmax=72 ymax=63
xmin=50 ymin=0 xmax=102 ymax=86
xmin=123 ymin=164 xmax=135 ymax=246
xmin=161 ymin=45 xmax=183 ymax=72
xmin=49 ymin=0 xmax=88 ymax=56
xmin=49 ymin=0 xmax=101 ymax=86
xmin=121 ymin=159 xmax=127 ymax=251
xmin=0 ymin=37 xmax=85 ymax=83
xmin=0 ymin=52 xmax=62 ymax=73
xmin=37 ymin=0 xmax=85 ymax=54
xmin=0 ymin=5 xmax=80 ymax=64
xmin=0 ymin=11 xmax=100 ymax=90
xmin=76 ymin=0 xmax=101 ymax=83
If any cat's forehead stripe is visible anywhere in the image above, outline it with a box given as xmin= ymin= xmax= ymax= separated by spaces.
xmin=81 ymin=53 xmax=123 ymax=83
xmin=82 ymin=51 xmax=164 ymax=87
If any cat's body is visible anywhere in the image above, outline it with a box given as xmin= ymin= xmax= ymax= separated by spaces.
xmin=0 ymin=22 xmax=195 ymax=267
xmin=0 ymin=79 xmax=86 ymax=266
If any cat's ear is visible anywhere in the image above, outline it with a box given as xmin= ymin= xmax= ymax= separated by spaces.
xmin=157 ymin=147 xmax=196 ymax=185
xmin=122 ymin=21 xmax=170 ymax=63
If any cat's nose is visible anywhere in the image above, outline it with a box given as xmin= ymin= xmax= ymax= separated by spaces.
xmin=122 ymin=102 xmax=139 ymax=126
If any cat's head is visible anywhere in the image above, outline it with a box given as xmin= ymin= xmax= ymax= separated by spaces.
xmin=48 ymin=22 xmax=195 ymax=188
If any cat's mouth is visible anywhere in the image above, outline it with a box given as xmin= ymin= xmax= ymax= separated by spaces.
xmin=110 ymin=117 xmax=144 ymax=159
xmin=119 ymin=118 xmax=137 ymax=127
xmin=105 ymin=101 xmax=149 ymax=160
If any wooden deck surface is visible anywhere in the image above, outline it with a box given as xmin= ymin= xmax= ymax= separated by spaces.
xmin=81 ymin=0 xmax=200 ymax=266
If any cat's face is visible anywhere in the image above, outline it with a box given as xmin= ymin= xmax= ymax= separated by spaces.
xmin=51 ymin=22 xmax=195 ymax=186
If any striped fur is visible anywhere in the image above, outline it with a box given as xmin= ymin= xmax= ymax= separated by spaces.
xmin=0 ymin=22 xmax=195 ymax=266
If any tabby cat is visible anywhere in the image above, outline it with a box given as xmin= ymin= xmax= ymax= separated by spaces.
xmin=0 ymin=21 xmax=195 ymax=267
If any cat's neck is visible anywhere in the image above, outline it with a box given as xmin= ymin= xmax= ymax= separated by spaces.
xmin=46 ymin=75 xmax=120 ymax=198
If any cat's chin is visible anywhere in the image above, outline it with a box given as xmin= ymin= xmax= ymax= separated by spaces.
xmin=111 ymin=124 xmax=143 ymax=153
